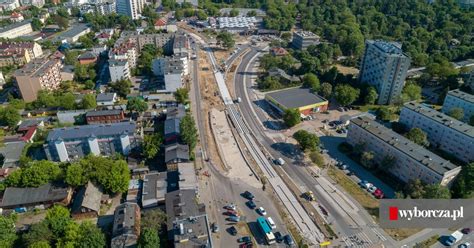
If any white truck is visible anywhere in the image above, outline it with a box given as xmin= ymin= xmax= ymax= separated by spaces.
xmin=445 ymin=231 xmax=464 ymax=246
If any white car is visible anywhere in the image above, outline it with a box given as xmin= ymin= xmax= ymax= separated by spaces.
xmin=364 ymin=182 xmax=373 ymax=189
xmin=459 ymin=242 xmax=471 ymax=248
xmin=368 ymin=185 xmax=377 ymax=193
xmin=257 ymin=207 xmax=267 ymax=216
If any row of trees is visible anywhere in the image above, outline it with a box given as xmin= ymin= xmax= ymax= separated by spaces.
xmin=26 ymin=90 xmax=97 ymax=111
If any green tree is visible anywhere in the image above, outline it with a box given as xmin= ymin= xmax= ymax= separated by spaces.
xmin=360 ymin=151 xmax=375 ymax=169
xmin=292 ymin=130 xmax=320 ymax=151
xmin=22 ymin=221 xmax=54 ymax=247
xmin=229 ymin=8 xmax=239 ymax=17
xmin=127 ymin=97 xmax=148 ymax=112
xmin=451 ymin=162 xmax=474 ymax=198
xmin=175 ymin=9 xmax=184 ymax=20
xmin=247 ymin=10 xmax=257 ymax=17
xmin=309 ymin=151 xmax=324 ymax=166
xmin=143 ymin=133 xmax=163 ymax=159
xmin=282 ymin=108 xmax=301 ymax=127
xmin=376 ymin=106 xmax=392 ymax=122
xmin=334 ymin=84 xmax=359 ymax=106
xmin=196 ymin=10 xmax=208 ymax=20
xmin=141 ymin=209 xmax=167 ymax=231
xmin=28 ymin=241 xmax=51 ymax=248
xmin=448 ymin=108 xmax=464 ymax=120
xmin=302 ymin=73 xmax=320 ymax=92
xmin=12 ymin=160 xmax=62 ymax=187
xmin=58 ymin=92 xmax=76 ymax=110
xmin=76 ymin=222 xmax=106 ymax=248
xmin=110 ymin=79 xmax=132 ymax=97
xmin=402 ymin=83 xmax=422 ymax=101
xmin=0 ymin=216 xmax=17 ymax=248
xmin=404 ymin=179 xmax=426 ymax=199
xmin=364 ymin=87 xmax=378 ymax=105
xmin=65 ymin=163 xmax=88 ymax=187
xmin=319 ymin=83 xmax=332 ymax=99
xmin=174 ymin=88 xmax=189 ymax=104
xmin=406 ymin=128 xmax=429 ymax=147
xmin=8 ymin=97 xmax=25 ymax=109
xmin=216 ymin=31 xmax=235 ymax=49
xmin=95 ymin=159 xmax=130 ymax=193
xmin=45 ymin=205 xmax=72 ymax=237
xmin=64 ymin=51 xmax=80 ymax=65
xmin=81 ymin=94 xmax=97 ymax=109
xmin=180 ymin=114 xmax=198 ymax=152
xmin=31 ymin=18 xmax=43 ymax=31
xmin=0 ymin=106 xmax=21 ymax=127
xmin=138 ymin=228 xmax=160 ymax=248
xmin=423 ymin=184 xmax=451 ymax=199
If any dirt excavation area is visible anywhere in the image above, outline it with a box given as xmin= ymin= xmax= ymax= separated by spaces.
xmin=210 ymin=108 xmax=260 ymax=188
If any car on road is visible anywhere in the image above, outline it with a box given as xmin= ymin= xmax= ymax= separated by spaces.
xmin=246 ymin=200 xmax=256 ymax=209
xmin=211 ymin=223 xmax=219 ymax=233
xmin=242 ymin=191 xmax=255 ymax=200
xmin=224 ymin=204 xmax=236 ymax=211
xmin=266 ymin=217 xmax=276 ymax=229
xmin=238 ymin=236 xmax=252 ymax=243
xmin=340 ymin=164 xmax=348 ymax=170
xmin=274 ymin=232 xmax=283 ymax=243
xmin=257 ymin=207 xmax=267 ymax=216
xmin=373 ymin=189 xmax=384 ymax=199
xmin=283 ymin=234 xmax=294 ymax=245
xmin=274 ymin=157 xmax=285 ymax=165
xmin=461 ymin=228 xmax=471 ymax=234
xmin=368 ymin=185 xmax=377 ymax=193
xmin=227 ymin=216 xmax=240 ymax=222
xmin=358 ymin=180 xmax=368 ymax=188
xmin=227 ymin=226 xmax=237 ymax=236
xmin=459 ymin=242 xmax=471 ymax=248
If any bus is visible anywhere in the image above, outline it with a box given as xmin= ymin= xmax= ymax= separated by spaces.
xmin=257 ymin=217 xmax=276 ymax=244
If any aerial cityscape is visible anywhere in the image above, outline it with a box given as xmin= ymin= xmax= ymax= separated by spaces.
xmin=0 ymin=0 xmax=472 ymax=247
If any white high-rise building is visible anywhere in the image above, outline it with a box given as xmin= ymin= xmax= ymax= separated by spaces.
xmin=359 ymin=40 xmax=411 ymax=105
xmin=116 ymin=0 xmax=144 ymax=20
xmin=109 ymin=59 xmax=130 ymax=82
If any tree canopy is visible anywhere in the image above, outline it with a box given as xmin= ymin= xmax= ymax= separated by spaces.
xmin=406 ymin=128 xmax=429 ymax=147
xmin=174 ymin=88 xmax=189 ymax=104
xmin=302 ymin=73 xmax=320 ymax=92
xmin=293 ymin=130 xmax=320 ymax=151
xmin=216 ymin=31 xmax=235 ymax=49
xmin=110 ymin=79 xmax=132 ymax=97
xmin=143 ymin=133 xmax=163 ymax=159
xmin=448 ymin=107 xmax=464 ymax=120
xmin=127 ymin=97 xmax=148 ymax=112
xmin=282 ymin=108 xmax=301 ymax=127
xmin=180 ymin=114 xmax=198 ymax=153
xmin=334 ymin=84 xmax=360 ymax=106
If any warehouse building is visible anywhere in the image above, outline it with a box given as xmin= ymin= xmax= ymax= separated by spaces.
xmin=265 ymin=87 xmax=328 ymax=116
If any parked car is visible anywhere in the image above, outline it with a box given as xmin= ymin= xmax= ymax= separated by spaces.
xmin=274 ymin=157 xmax=285 ymax=165
xmin=341 ymin=164 xmax=348 ymax=170
xmin=226 ymin=211 xmax=240 ymax=217
xmin=458 ymin=242 xmax=470 ymax=248
xmin=368 ymin=185 xmax=377 ymax=193
xmin=461 ymin=228 xmax=471 ymax=234
xmin=242 ymin=191 xmax=255 ymax=200
xmin=274 ymin=231 xmax=283 ymax=243
xmin=228 ymin=226 xmax=237 ymax=235
xmin=224 ymin=204 xmax=236 ymax=211
xmin=227 ymin=216 xmax=240 ymax=222
xmin=238 ymin=236 xmax=251 ymax=243
xmin=267 ymin=217 xmax=277 ymax=229
xmin=211 ymin=223 xmax=219 ymax=233
xmin=373 ymin=189 xmax=384 ymax=199
xmin=239 ymin=243 xmax=253 ymax=248
xmin=257 ymin=207 xmax=267 ymax=216
xmin=358 ymin=180 xmax=368 ymax=188
xmin=283 ymin=234 xmax=294 ymax=245
xmin=246 ymin=200 xmax=256 ymax=209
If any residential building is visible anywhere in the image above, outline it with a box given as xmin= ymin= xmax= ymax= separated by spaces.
xmin=0 ymin=71 xmax=5 ymax=89
xmin=96 ymin=0 xmax=116 ymax=15
xmin=10 ymin=12 xmax=24 ymax=22
xmin=109 ymin=59 xmax=130 ymax=82
xmin=0 ymin=0 xmax=20 ymax=11
xmin=141 ymin=172 xmax=167 ymax=208
xmin=57 ymin=110 xmax=87 ymax=124
xmin=44 ymin=122 xmax=140 ymax=162
xmin=71 ymin=181 xmax=102 ymax=219
xmin=0 ymin=141 xmax=26 ymax=168
xmin=152 ymin=56 xmax=187 ymax=93
xmin=347 ymin=116 xmax=461 ymax=187
xmin=270 ymin=47 xmax=289 ymax=57
xmin=265 ymin=87 xmax=329 ymax=116
xmin=175 ymin=0 xmax=197 ymax=6
xmin=14 ymin=58 xmax=62 ymax=102
xmin=0 ymin=20 xmax=33 ymax=39
xmin=177 ymin=162 xmax=198 ymax=192
xmin=164 ymin=118 xmax=180 ymax=144
xmin=0 ymin=183 xmax=73 ymax=209
xmin=116 ymin=0 xmax=143 ymax=20
xmin=441 ymin=89 xmax=474 ymax=122
xmin=77 ymin=51 xmax=98 ymax=65
xmin=165 ymin=189 xmax=212 ymax=248
xmin=109 ymin=37 xmax=137 ymax=68
xmin=54 ymin=24 xmax=91 ymax=43
xmin=86 ymin=110 xmax=126 ymax=124
xmin=96 ymin=93 xmax=117 ymax=106
xmin=399 ymin=102 xmax=474 ymax=163
xmin=172 ymin=34 xmax=189 ymax=55
xmin=359 ymin=40 xmax=411 ymax=105
xmin=292 ymin=30 xmax=320 ymax=50
xmin=469 ymin=70 xmax=474 ymax=92
xmin=20 ymin=0 xmax=44 ymax=7
xmin=165 ymin=144 xmax=190 ymax=166
xmin=111 ymin=202 xmax=141 ymax=248
xmin=0 ymin=49 xmax=30 ymax=66
xmin=0 ymin=41 xmax=43 ymax=59
xmin=457 ymin=0 xmax=474 ymax=8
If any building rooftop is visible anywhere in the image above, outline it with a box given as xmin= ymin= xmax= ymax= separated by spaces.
xmin=141 ymin=172 xmax=167 ymax=207
xmin=166 ymin=105 xmax=186 ymax=119
xmin=78 ymin=51 xmax=97 ymax=60
xmin=14 ymin=58 xmax=60 ymax=77
xmin=217 ymin=16 xmax=258 ymax=29
xmin=164 ymin=118 xmax=180 ymax=136
xmin=404 ymin=102 xmax=474 ymax=137
xmin=0 ymin=141 xmax=26 ymax=168
xmin=0 ymin=20 xmax=31 ymax=33
xmin=446 ymin=89 xmax=474 ymax=104
xmin=96 ymin=92 xmax=116 ymax=102
xmin=0 ymin=183 xmax=71 ymax=208
xmin=266 ymin=87 xmax=327 ymax=109
xmin=165 ymin=144 xmax=190 ymax=163
xmin=293 ymin=30 xmax=319 ymax=39
xmin=351 ymin=116 xmax=459 ymax=176
xmin=86 ymin=109 xmax=123 ymax=117
xmin=112 ymin=202 xmax=140 ymax=242
xmin=108 ymin=59 xmax=128 ymax=67
xmin=177 ymin=162 xmax=197 ymax=191
xmin=367 ymin=40 xmax=407 ymax=57
xmin=56 ymin=24 xmax=90 ymax=39
xmin=71 ymin=181 xmax=102 ymax=214
xmin=46 ymin=122 xmax=136 ymax=141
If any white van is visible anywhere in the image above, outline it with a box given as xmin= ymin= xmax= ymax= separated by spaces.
xmin=267 ymin=217 xmax=276 ymax=229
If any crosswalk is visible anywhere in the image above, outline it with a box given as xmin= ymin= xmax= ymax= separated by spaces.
xmin=371 ymin=228 xmax=388 ymax=242
xmin=340 ymin=232 xmax=373 ymax=247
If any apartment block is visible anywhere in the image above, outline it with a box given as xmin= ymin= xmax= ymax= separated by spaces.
xmin=109 ymin=59 xmax=130 ymax=82
xmin=347 ymin=116 xmax=461 ymax=186
xmin=152 ymin=56 xmax=187 ymax=92
xmin=0 ymin=20 xmax=33 ymax=39
xmin=44 ymin=122 xmax=140 ymax=162
xmin=359 ymin=40 xmax=411 ymax=105
xmin=441 ymin=89 xmax=474 ymax=122
xmin=400 ymin=102 xmax=474 ymax=163
xmin=116 ymin=0 xmax=144 ymax=20
xmin=0 ymin=41 xmax=43 ymax=59
xmin=291 ymin=30 xmax=320 ymax=50
xmin=0 ymin=49 xmax=30 ymax=66
xmin=14 ymin=59 xmax=62 ymax=102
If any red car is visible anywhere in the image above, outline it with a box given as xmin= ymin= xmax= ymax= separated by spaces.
xmin=373 ymin=189 xmax=384 ymax=199
xmin=239 ymin=243 xmax=253 ymax=248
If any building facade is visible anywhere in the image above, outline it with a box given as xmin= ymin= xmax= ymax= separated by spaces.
xmin=292 ymin=30 xmax=320 ymax=50
xmin=441 ymin=89 xmax=474 ymax=122
xmin=400 ymin=102 xmax=474 ymax=163
xmin=86 ymin=110 xmax=125 ymax=124
xmin=111 ymin=202 xmax=141 ymax=248
xmin=14 ymin=59 xmax=62 ymax=102
xmin=347 ymin=116 xmax=461 ymax=187
xmin=359 ymin=40 xmax=411 ymax=105
xmin=109 ymin=59 xmax=130 ymax=82
xmin=0 ymin=41 xmax=43 ymax=59
xmin=116 ymin=0 xmax=144 ymax=20
xmin=44 ymin=122 xmax=140 ymax=162
xmin=0 ymin=20 xmax=33 ymax=39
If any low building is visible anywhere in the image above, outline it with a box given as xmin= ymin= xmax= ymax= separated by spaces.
xmin=0 ymin=183 xmax=73 ymax=209
xmin=141 ymin=172 xmax=167 ymax=208
xmin=77 ymin=51 xmax=98 ymax=65
xmin=111 ymin=202 xmax=141 ymax=248
xmin=86 ymin=109 xmax=125 ymax=124
xmin=177 ymin=162 xmax=198 ymax=192
xmin=0 ymin=141 xmax=26 ymax=168
xmin=441 ymin=89 xmax=474 ymax=122
xmin=292 ymin=30 xmax=320 ymax=50
xmin=96 ymin=93 xmax=117 ymax=106
xmin=54 ymin=24 xmax=91 ymax=43
xmin=165 ymin=189 xmax=212 ymax=248
xmin=20 ymin=0 xmax=45 ymax=7
xmin=57 ymin=110 xmax=87 ymax=124
xmin=265 ymin=87 xmax=329 ymax=116
xmin=10 ymin=12 xmax=24 ymax=22
xmin=216 ymin=16 xmax=259 ymax=33
xmin=400 ymin=102 xmax=474 ymax=163
xmin=71 ymin=181 xmax=102 ymax=219
xmin=164 ymin=118 xmax=180 ymax=144
xmin=165 ymin=144 xmax=190 ymax=170
xmin=44 ymin=122 xmax=140 ymax=162
xmin=0 ymin=41 xmax=43 ymax=59
xmin=14 ymin=58 xmax=62 ymax=102
xmin=0 ymin=20 xmax=32 ymax=39
xmin=109 ymin=59 xmax=130 ymax=82
xmin=270 ymin=47 xmax=289 ymax=57
xmin=0 ymin=0 xmax=20 ymax=11
xmin=0 ymin=49 xmax=30 ymax=67
xmin=347 ymin=116 xmax=461 ymax=187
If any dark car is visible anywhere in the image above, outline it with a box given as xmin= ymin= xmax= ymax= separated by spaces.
xmin=227 ymin=226 xmax=237 ymax=236
xmin=283 ymin=235 xmax=294 ymax=245
xmin=461 ymin=228 xmax=471 ymax=234
xmin=242 ymin=191 xmax=255 ymax=200
xmin=237 ymin=236 xmax=251 ymax=243
xmin=274 ymin=231 xmax=283 ymax=243
xmin=246 ymin=200 xmax=256 ymax=209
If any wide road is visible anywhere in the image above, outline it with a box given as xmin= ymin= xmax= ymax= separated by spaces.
xmin=233 ymin=47 xmax=398 ymax=247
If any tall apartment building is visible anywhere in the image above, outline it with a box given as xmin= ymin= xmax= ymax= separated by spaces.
xmin=0 ymin=20 xmax=33 ymax=39
xmin=347 ymin=116 xmax=461 ymax=186
xmin=116 ymin=0 xmax=144 ymax=20
xmin=359 ymin=40 xmax=411 ymax=105
xmin=44 ymin=122 xmax=140 ymax=162
xmin=96 ymin=0 xmax=116 ymax=15
xmin=441 ymin=89 xmax=474 ymax=122
xmin=400 ymin=102 xmax=474 ymax=163
xmin=291 ymin=30 xmax=320 ymax=50
xmin=14 ymin=59 xmax=62 ymax=102
xmin=109 ymin=59 xmax=130 ymax=82
xmin=0 ymin=41 xmax=43 ymax=61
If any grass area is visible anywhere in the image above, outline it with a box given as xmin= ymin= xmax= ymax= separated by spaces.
xmin=413 ymin=234 xmax=440 ymax=247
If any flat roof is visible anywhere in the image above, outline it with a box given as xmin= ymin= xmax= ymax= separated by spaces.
xmin=57 ymin=24 xmax=90 ymax=38
xmin=86 ymin=109 xmax=123 ymax=117
xmin=177 ymin=162 xmax=197 ymax=190
xmin=0 ymin=20 xmax=31 ymax=33
xmin=403 ymin=102 xmax=474 ymax=137
xmin=351 ymin=116 xmax=459 ymax=176
xmin=14 ymin=59 xmax=60 ymax=77
xmin=142 ymin=172 xmax=167 ymax=206
xmin=447 ymin=89 xmax=474 ymax=104
xmin=266 ymin=87 xmax=327 ymax=109
xmin=367 ymin=40 xmax=408 ymax=57
xmin=46 ymin=122 xmax=136 ymax=141
xmin=0 ymin=183 xmax=70 ymax=208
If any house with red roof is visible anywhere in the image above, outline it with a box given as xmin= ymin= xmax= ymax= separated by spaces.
xmin=154 ymin=18 xmax=167 ymax=30
xmin=271 ymin=47 xmax=289 ymax=57
xmin=10 ymin=12 xmax=24 ymax=22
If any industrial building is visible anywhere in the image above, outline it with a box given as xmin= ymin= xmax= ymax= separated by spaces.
xmin=265 ymin=87 xmax=328 ymax=116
